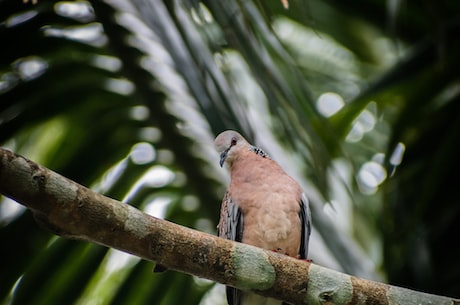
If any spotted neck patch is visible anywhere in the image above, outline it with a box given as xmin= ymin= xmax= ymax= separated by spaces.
xmin=249 ymin=146 xmax=270 ymax=159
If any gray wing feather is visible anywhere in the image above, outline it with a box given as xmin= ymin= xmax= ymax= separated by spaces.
xmin=299 ymin=193 xmax=312 ymax=259
xmin=229 ymin=201 xmax=243 ymax=242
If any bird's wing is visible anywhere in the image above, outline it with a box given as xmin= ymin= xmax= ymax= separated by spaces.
xmin=217 ymin=191 xmax=243 ymax=305
xmin=299 ymin=193 xmax=312 ymax=259
xmin=218 ymin=191 xmax=243 ymax=242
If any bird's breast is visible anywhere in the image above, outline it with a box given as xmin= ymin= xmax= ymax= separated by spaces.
xmin=229 ymin=163 xmax=302 ymax=256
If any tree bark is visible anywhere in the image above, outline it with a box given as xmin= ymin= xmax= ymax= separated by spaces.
xmin=0 ymin=147 xmax=458 ymax=305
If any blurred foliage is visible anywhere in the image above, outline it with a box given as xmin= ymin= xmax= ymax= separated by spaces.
xmin=1 ymin=0 xmax=460 ymax=304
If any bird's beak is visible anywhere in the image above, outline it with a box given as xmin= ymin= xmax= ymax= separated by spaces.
xmin=219 ymin=148 xmax=229 ymax=167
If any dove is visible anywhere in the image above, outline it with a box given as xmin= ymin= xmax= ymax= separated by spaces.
xmin=214 ymin=130 xmax=311 ymax=305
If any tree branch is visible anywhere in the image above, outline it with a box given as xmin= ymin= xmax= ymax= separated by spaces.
xmin=0 ymin=147 xmax=458 ymax=305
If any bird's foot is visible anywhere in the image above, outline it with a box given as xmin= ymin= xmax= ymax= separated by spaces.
xmin=296 ymin=256 xmax=313 ymax=263
xmin=271 ymin=248 xmax=291 ymax=256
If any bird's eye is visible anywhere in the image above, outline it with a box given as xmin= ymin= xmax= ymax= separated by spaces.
xmin=231 ymin=137 xmax=237 ymax=146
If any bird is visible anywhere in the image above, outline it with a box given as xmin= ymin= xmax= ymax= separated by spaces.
xmin=214 ymin=130 xmax=311 ymax=305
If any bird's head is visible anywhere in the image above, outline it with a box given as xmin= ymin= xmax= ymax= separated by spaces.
xmin=214 ymin=130 xmax=248 ymax=167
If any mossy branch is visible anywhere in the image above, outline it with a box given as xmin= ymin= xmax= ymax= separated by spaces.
xmin=0 ymin=148 xmax=458 ymax=305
